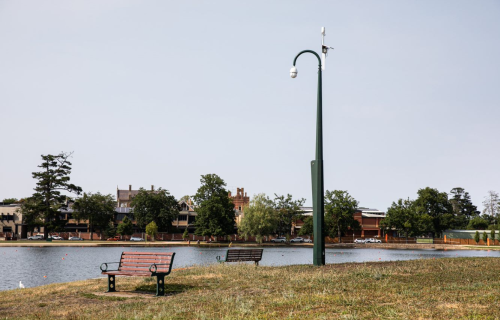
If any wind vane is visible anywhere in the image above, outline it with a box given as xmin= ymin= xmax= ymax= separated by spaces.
xmin=321 ymin=27 xmax=334 ymax=71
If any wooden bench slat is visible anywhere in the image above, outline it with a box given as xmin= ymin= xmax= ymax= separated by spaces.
xmin=122 ymin=252 xmax=174 ymax=255
xmin=121 ymin=259 xmax=172 ymax=264
xmin=121 ymin=255 xmax=172 ymax=259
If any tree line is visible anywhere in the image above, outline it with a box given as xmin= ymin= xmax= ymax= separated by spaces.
xmin=381 ymin=187 xmax=500 ymax=239
xmin=14 ymin=153 xmax=240 ymax=239
xmin=6 ymin=152 xmax=500 ymax=241
xmin=239 ymin=190 xmax=360 ymax=243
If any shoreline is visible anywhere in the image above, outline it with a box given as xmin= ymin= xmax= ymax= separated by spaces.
xmin=0 ymin=241 xmax=495 ymax=250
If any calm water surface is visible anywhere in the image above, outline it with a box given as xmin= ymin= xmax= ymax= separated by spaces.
xmin=1 ymin=246 xmax=498 ymax=291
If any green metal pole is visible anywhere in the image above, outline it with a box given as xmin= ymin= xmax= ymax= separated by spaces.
xmin=293 ymin=50 xmax=325 ymax=266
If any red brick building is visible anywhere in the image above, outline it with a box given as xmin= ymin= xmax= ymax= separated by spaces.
xmin=353 ymin=208 xmax=386 ymax=237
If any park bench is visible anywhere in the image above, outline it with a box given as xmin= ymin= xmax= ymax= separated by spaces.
xmin=100 ymin=251 xmax=175 ymax=296
xmin=216 ymin=249 xmax=263 ymax=266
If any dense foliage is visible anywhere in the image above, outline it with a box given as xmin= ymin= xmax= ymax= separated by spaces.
xmin=193 ymin=174 xmax=235 ymax=238
xmin=117 ymin=216 xmax=133 ymax=237
xmin=324 ymin=190 xmax=360 ymax=241
xmin=131 ymin=187 xmax=179 ymax=231
xmin=273 ymin=194 xmax=305 ymax=237
xmin=73 ymin=192 xmax=116 ymax=240
xmin=382 ymin=187 xmax=495 ymax=237
xmin=238 ymin=193 xmax=277 ymax=243
xmin=146 ymin=221 xmax=158 ymax=241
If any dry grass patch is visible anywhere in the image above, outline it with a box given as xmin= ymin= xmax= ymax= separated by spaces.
xmin=1 ymin=258 xmax=500 ymax=319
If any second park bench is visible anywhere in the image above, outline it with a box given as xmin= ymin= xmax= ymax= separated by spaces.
xmin=216 ymin=249 xmax=264 ymax=266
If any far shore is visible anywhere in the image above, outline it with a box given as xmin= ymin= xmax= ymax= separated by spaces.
xmin=0 ymin=240 xmax=496 ymax=250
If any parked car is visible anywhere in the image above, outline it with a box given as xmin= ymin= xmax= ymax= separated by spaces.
xmin=68 ymin=237 xmax=84 ymax=241
xmin=365 ymin=238 xmax=381 ymax=243
xmin=303 ymin=238 xmax=313 ymax=243
xmin=354 ymin=238 xmax=365 ymax=244
xmin=271 ymin=237 xmax=287 ymax=243
xmin=290 ymin=237 xmax=305 ymax=243
xmin=130 ymin=237 xmax=144 ymax=242
xmin=28 ymin=235 xmax=43 ymax=240
xmin=107 ymin=236 xmax=121 ymax=241
xmin=50 ymin=236 xmax=64 ymax=240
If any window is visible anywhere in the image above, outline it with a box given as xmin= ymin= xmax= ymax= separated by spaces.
xmin=188 ymin=216 xmax=196 ymax=224
xmin=178 ymin=215 xmax=187 ymax=221
xmin=3 ymin=227 xmax=12 ymax=233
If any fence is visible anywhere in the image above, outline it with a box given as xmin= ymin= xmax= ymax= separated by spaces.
xmin=9 ymin=232 xmax=500 ymax=245
xmin=323 ymin=236 xmax=500 ymax=246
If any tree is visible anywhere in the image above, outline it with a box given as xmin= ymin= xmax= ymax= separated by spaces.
xmin=482 ymin=231 xmax=488 ymax=243
xmin=31 ymin=152 xmax=82 ymax=238
xmin=324 ymin=190 xmax=360 ymax=242
xmin=180 ymin=195 xmax=192 ymax=203
xmin=146 ymin=221 xmax=158 ymax=242
xmin=491 ymin=229 xmax=496 ymax=242
xmin=19 ymin=197 xmax=44 ymax=233
xmin=474 ymin=231 xmax=480 ymax=244
xmin=182 ymin=228 xmax=189 ymax=241
xmin=104 ymin=222 xmax=116 ymax=238
xmin=239 ymin=193 xmax=278 ymax=244
xmin=381 ymin=198 xmax=420 ymax=239
xmin=414 ymin=187 xmax=453 ymax=237
xmin=193 ymin=174 xmax=236 ymax=238
xmin=2 ymin=198 xmax=18 ymax=204
xmin=117 ymin=216 xmax=133 ymax=238
xmin=449 ymin=187 xmax=480 ymax=229
xmin=131 ymin=187 xmax=179 ymax=231
xmin=467 ymin=216 xmax=489 ymax=230
xmin=298 ymin=216 xmax=313 ymax=236
xmin=73 ymin=192 xmax=116 ymax=240
xmin=273 ymin=194 xmax=305 ymax=237
xmin=482 ymin=191 xmax=499 ymax=217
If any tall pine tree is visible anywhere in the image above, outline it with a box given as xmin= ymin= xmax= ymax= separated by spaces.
xmin=31 ymin=152 xmax=82 ymax=238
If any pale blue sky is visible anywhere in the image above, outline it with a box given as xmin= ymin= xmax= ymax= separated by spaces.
xmin=1 ymin=1 xmax=499 ymax=211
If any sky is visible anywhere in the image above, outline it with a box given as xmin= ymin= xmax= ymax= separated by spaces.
xmin=1 ymin=1 xmax=499 ymax=211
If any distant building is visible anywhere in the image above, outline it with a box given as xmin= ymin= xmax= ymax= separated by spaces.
xmin=0 ymin=203 xmax=25 ymax=238
xmin=115 ymin=185 xmax=249 ymax=232
xmin=353 ymin=207 xmax=385 ymax=237
xmin=295 ymin=206 xmax=386 ymax=237
xmin=229 ymin=188 xmax=249 ymax=212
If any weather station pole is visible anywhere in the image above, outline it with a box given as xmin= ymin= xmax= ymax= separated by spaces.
xmin=290 ymin=27 xmax=333 ymax=266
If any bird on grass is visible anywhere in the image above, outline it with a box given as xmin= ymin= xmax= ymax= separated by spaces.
xmin=19 ymin=281 xmax=25 ymax=289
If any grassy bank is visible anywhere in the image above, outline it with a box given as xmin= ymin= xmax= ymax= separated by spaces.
xmin=2 ymin=258 xmax=500 ymax=319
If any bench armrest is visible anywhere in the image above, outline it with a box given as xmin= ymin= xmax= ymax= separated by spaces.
xmin=100 ymin=262 xmax=119 ymax=272
xmin=149 ymin=263 xmax=172 ymax=273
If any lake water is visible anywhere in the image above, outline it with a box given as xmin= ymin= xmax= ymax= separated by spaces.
xmin=1 ymin=246 xmax=498 ymax=291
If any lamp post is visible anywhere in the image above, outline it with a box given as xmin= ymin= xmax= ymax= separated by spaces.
xmin=290 ymin=28 xmax=332 ymax=266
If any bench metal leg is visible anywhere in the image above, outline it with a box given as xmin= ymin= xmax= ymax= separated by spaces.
xmin=156 ymin=275 xmax=165 ymax=296
xmin=107 ymin=275 xmax=116 ymax=292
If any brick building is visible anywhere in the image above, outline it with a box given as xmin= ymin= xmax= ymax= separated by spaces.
xmin=117 ymin=185 xmax=157 ymax=207
xmin=353 ymin=207 xmax=386 ymax=237
xmin=295 ymin=206 xmax=386 ymax=237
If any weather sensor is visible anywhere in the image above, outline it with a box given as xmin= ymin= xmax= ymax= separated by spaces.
xmin=321 ymin=27 xmax=334 ymax=71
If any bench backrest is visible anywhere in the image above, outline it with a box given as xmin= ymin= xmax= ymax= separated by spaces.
xmin=226 ymin=249 xmax=263 ymax=261
xmin=118 ymin=251 xmax=175 ymax=275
